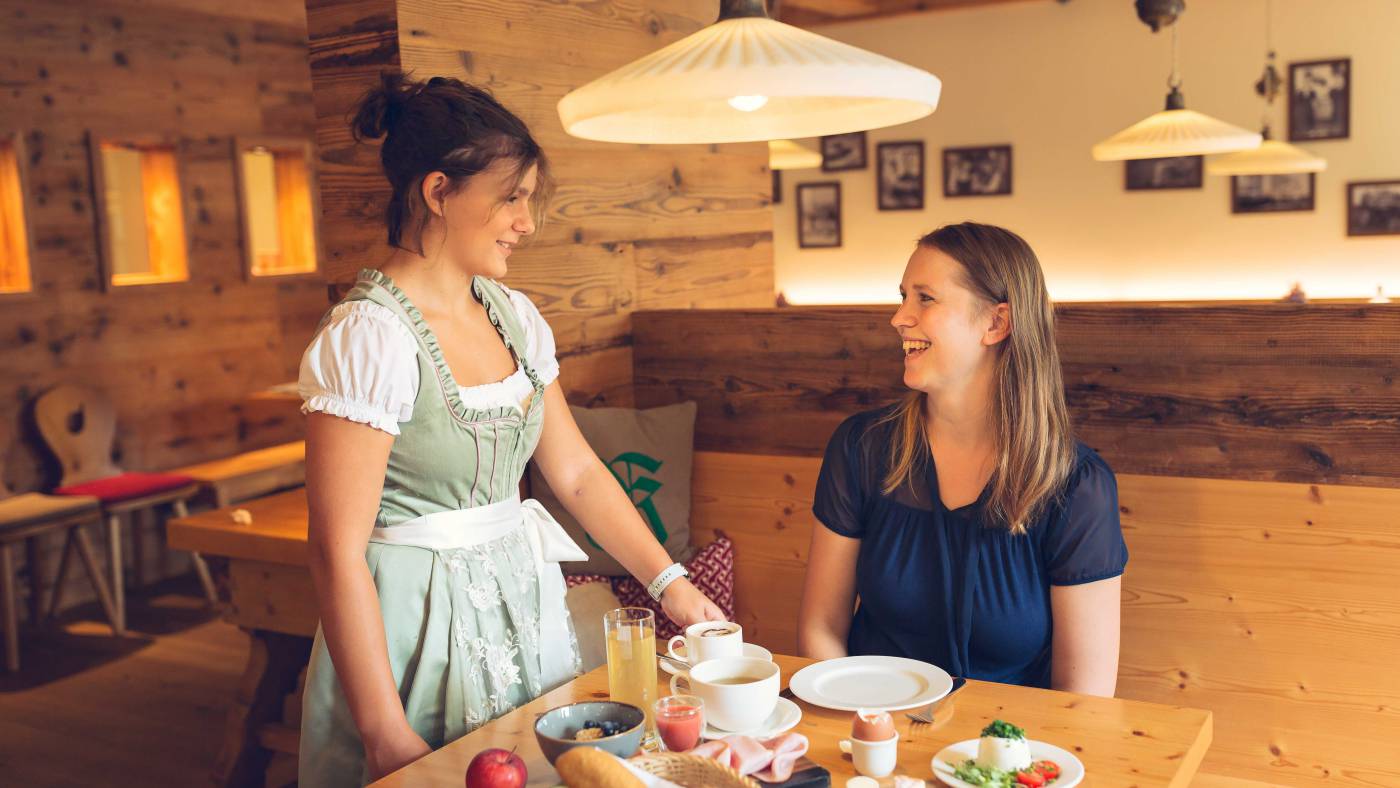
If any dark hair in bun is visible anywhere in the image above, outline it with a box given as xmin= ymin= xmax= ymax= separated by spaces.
xmin=351 ymin=72 xmax=552 ymax=254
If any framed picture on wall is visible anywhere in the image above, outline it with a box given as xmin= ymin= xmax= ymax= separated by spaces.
xmin=1289 ymin=58 xmax=1350 ymax=141
xmin=1124 ymin=156 xmax=1203 ymax=190
xmin=943 ymin=144 xmax=1012 ymax=197
xmin=797 ymin=182 xmax=842 ymax=248
xmin=821 ymin=132 xmax=867 ymax=171
xmin=1231 ymin=174 xmax=1315 ymax=214
xmin=1347 ymin=180 xmax=1400 ymax=236
xmin=877 ymin=141 xmax=924 ymax=211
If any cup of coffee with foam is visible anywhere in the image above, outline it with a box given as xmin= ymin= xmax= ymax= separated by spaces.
xmin=668 ymin=656 xmax=779 ymax=732
xmin=667 ymin=621 xmax=743 ymax=667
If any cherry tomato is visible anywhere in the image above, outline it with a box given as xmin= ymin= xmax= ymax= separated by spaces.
xmin=1015 ymin=770 xmax=1046 ymax=787
xmin=1032 ymin=760 xmax=1061 ymax=780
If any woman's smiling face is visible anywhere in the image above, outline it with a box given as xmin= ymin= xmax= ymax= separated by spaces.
xmin=891 ymin=245 xmax=1003 ymax=394
xmin=433 ymin=160 xmax=538 ymax=279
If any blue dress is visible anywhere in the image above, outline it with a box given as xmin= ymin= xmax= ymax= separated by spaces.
xmin=812 ymin=406 xmax=1128 ymax=688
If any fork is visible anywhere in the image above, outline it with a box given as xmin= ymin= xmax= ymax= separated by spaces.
xmin=907 ymin=676 xmax=966 ymax=725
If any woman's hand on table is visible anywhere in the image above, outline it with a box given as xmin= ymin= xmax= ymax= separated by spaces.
xmin=366 ymin=725 xmax=432 ymax=781
xmin=661 ymin=578 xmax=725 ymax=628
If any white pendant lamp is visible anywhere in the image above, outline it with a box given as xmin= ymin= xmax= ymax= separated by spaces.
xmin=1092 ymin=22 xmax=1261 ymax=161
xmin=768 ymin=139 xmax=822 ymax=170
xmin=1206 ymin=130 xmax=1326 ymax=175
xmin=557 ymin=0 xmax=941 ymax=145
xmin=1205 ymin=2 xmax=1325 ymax=176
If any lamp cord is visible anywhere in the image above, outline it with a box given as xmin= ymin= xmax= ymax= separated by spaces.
xmin=1168 ymin=22 xmax=1181 ymax=91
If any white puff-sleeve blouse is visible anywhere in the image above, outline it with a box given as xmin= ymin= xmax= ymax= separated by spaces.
xmin=297 ymin=285 xmax=560 ymax=435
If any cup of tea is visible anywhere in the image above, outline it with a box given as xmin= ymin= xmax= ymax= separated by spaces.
xmin=666 ymin=621 xmax=743 ymax=667
xmin=668 ymin=656 xmax=778 ymax=732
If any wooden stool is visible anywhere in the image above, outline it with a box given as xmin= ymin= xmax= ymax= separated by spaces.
xmin=34 ymin=385 xmax=210 ymax=635
xmin=0 ymin=493 xmax=115 ymax=671
xmin=172 ymin=441 xmax=306 ymax=508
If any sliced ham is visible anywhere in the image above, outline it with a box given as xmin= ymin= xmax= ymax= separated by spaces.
xmin=724 ymin=735 xmax=775 ymax=776
xmin=752 ymin=733 xmax=809 ymax=782
xmin=685 ymin=733 xmax=810 ymax=783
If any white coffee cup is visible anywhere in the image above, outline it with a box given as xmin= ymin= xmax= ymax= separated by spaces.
xmin=667 ymin=621 xmax=744 ymax=666
xmin=669 ymin=656 xmax=779 ymax=732
xmin=840 ymin=731 xmax=900 ymax=778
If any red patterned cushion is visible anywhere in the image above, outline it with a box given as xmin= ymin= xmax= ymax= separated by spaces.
xmin=611 ymin=537 xmax=735 ymax=641
xmin=54 ymin=472 xmax=196 ymax=504
xmin=564 ymin=538 xmax=736 ymax=641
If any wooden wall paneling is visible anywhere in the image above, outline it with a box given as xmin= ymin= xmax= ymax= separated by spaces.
xmin=0 ymin=0 xmax=325 ymax=614
xmin=687 ymin=450 xmax=1400 ymax=787
xmin=633 ymin=305 xmax=1400 ymax=488
xmin=309 ymin=0 xmax=775 ymax=411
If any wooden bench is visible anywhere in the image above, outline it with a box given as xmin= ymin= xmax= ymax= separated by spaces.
xmin=171 ymin=441 xmax=306 ymax=508
xmin=688 ymin=450 xmax=1400 ymax=788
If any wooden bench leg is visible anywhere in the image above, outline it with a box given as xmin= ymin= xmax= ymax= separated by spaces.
xmin=48 ymin=527 xmax=76 ymax=618
xmin=171 ymin=499 xmax=218 ymax=606
xmin=214 ymin=629 xmax=311 ymax=788
xmin=71 ymin=525 xmax=120 ymax=635
xmin=107 ymin=512 xmax=126 ymax=635
xmin=2 ymin=543 xmax=18 ymax=672
xmin=25 ymin=535 xmax=43 ymax=626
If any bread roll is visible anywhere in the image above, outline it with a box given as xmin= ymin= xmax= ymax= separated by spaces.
xmin=554 ymin=747 xmax=644 ymax=788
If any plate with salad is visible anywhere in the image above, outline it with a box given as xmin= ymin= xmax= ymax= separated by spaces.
xmin=931 ymin=720 xmax=1083 ymax=788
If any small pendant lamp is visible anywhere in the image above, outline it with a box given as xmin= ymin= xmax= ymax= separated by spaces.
xmin=768 ymin=139 xmax=822 ymax=170
xmin=1093 ymin=21 xmax=1261 ymax=161
xmin=1205 ymin=1 xmax=1324 ymax=176
xmin=557 ymin=0 xmax=941 ymax=145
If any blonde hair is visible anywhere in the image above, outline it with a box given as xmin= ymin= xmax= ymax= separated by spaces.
xmin=878 ymin=223 xmax=1075 ymax=534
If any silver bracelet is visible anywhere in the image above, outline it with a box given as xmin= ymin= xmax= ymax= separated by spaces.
xmin=647 ymin=562 xmax=689 ymax=602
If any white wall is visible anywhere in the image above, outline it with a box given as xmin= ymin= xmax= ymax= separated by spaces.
xmin=773 ymin=0 xmax=1400 ymax=304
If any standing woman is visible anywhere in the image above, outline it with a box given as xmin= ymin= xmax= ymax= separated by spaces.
xmin=296 ymin=74 xmax=723 ymax=786
xmin=797 ymin=223 xmax=1127 ymax=695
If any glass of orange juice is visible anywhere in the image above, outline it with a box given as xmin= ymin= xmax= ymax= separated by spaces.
xmin=604 ymin=607 xmax=658 ymax=736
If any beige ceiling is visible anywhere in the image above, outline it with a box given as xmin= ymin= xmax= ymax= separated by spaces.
xmin=773 ymin=0 xmax=1045 ymax=27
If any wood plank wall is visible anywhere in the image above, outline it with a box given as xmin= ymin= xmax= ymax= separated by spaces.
xmin=688 ymin=451 xmax=1400 ymax=788
xmin=0 ymin=0 xmax=326 ymax=493
xmin=634 ymin=304 xmax=1400 ymax=487
xmin=306 ymin=0 xmax=776 ymax=408
xmin=0 ymin=0 xmax=331 ymax=615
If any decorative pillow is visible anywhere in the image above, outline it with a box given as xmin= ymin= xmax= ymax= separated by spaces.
xmin=531 ymin=401 xmax=698 ymax=576
xmin=607 ymin=536 xmax=736 ymax=642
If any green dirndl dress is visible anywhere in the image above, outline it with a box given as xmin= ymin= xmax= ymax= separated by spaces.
xmin=297 ymin=270 xmax=585 ymax=787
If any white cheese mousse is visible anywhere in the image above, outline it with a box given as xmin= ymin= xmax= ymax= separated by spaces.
xmin=976 ymin=734 xmax=1032 ymax=772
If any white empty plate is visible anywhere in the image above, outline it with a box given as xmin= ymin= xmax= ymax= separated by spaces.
xmin=788 ymin=656 xmax=953 ymax=712
xmin=932 ymin=739 xmax=1084 ymax=788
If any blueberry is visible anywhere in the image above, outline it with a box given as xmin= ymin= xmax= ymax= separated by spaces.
xmin=584 ymin=720 xmax=598 ymax=729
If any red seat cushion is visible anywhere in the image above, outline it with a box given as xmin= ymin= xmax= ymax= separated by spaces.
xmin=568 ymin=536 xmax=736 ymax=641
xmin=54 ymin=472 xmax=196 ymax=504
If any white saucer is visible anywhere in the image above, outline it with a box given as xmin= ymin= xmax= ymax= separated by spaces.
xmin=701 ymin=696 xmax=802 ymax=741
xmin=932 ymin=739 xmax=1084 ymax=788
xmin=660 ymin=643 xmax=774 ymax=675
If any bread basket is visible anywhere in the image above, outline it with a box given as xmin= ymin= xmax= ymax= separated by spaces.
xmin=630 ymin=752 xmax=761 ymax=788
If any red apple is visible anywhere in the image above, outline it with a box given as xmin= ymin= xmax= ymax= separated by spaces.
xmin=465 ymin=747 xmax=527 ymax=788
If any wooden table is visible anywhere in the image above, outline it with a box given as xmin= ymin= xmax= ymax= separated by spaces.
xmin=167 ymin=487 xmax=317 ymax=788
xmin=374 ymin=654 xmax=1213 ymax=788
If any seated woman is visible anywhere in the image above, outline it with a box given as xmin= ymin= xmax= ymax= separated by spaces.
xmin=797 ymin=222 xmax=1127 ymax=696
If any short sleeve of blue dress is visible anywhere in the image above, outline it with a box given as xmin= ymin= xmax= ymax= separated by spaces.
xmin=810 ymin=406 xmax=1128 ymax=688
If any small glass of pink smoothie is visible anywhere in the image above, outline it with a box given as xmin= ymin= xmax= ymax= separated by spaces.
xmin=654 ymin=694 xmax=705 ymax=752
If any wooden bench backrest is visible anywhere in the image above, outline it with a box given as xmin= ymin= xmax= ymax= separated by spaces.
xmin=689 ymin=450 xmax=1400 ymax=787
